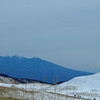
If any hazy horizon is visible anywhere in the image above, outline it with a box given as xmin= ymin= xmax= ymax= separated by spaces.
xmin=0 ymin=0 xmax=100 ymax=73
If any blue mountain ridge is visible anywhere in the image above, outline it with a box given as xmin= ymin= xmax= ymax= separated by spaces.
xmin=0 ymin=56 xmax=93 ymax=84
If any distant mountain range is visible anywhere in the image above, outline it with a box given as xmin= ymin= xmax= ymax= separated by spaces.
xmin=0 ymin=56 xmax=93 ymax=84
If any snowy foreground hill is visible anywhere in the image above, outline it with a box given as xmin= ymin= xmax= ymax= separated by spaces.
xmin=0 ymin=73 xmax=100 ymax=100
xmin=49 ymin=73 xmax=100 ymax=100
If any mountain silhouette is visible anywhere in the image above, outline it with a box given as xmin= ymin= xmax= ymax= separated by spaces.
xmin=0 ymin=56 xmax=93 ymax=84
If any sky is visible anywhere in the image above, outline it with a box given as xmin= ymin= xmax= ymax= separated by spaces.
xmin=0 ymin=0 xmax=100 ymax=73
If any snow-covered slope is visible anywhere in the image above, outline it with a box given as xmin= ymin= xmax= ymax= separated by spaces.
xmin=0 ymin=75 xmax=51 ymax=92
xmin=0 ymin=82 xmax=51 ymax=91
xmin=1 ymin=73 xmax=100 ymax=100
xmin=0 ymin=82 xmax=88 ymax=100
xmin=49 ymin=73 xmax=100 ymax=100
xmin=0 ymin=76 xmax=20 ymax=84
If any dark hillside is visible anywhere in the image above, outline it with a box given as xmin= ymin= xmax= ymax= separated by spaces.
xmin=0 ymin=56 xmax=93 ymax=84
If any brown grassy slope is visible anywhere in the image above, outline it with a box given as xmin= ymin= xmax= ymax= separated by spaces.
xmin=0 ymin=97 xmax=22 ymax=100
xmin=0 ymin=86 xmax=92 ymax=100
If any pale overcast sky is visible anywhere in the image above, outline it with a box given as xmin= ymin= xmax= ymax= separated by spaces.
xmin=0 ymin=0 xmax=100 ymax=72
